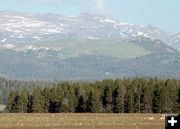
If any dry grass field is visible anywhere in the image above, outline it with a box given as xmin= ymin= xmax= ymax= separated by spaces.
xmin=0 ymin=114 xmax=164 ymax=129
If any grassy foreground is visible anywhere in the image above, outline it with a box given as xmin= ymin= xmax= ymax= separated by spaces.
xmin=0 ymin=114 xmax=164 ymax=129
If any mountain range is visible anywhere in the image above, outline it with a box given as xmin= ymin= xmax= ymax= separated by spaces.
xmin=0 ymin=10 xmax=179 ymax=80
xmin=0 ymin=10 xmax=180 ymax=50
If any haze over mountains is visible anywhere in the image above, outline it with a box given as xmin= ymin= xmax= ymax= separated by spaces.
xmin=0 ymin=10 xmax=180 ymax=80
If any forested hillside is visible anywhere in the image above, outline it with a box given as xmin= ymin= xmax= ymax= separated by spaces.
xmin=4 ymin=78 xmax=180 ymax=113
xmin=0 ymin=39 xmax=180 ymax=80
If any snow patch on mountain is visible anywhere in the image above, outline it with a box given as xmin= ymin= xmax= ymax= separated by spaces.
xmin=137 ymin=31 xmax=144 ymax=36
xmin=32 ymin=36 xmax=42 ymax=40
xmin=103 ymin=19 xmax=116 ymax=23
xmin=26 ymin=45 xmax=50 ymax=51
xmin=2 ymin=44 xmax=15 ymax=49
xmin=10 ymin=35 xmax=15 ymax=38
xmin=166 ymin=48 xmax=175 ymax=53
xmin=1 ymin=38 xmax=7 ymax=42
xmin=87 ymin=36 xmax=100 ymax=40
xmin=17 ymin=35 xmax=24 ymax=38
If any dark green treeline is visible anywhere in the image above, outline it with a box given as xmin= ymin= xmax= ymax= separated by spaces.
xmin=6 ymin=78 xmax=180 ymax=113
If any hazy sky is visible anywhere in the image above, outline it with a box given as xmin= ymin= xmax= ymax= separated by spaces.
xmin=0 ymin=0 xmax=180 ymax=32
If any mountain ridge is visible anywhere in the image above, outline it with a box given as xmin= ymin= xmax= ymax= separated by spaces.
xmin=0 ymin=10 xmax=179 ymax=50
xmin=0 ymin=10 xmax=179 ymax=80
xmin=0 ymin=38 xmax=179 ymax=80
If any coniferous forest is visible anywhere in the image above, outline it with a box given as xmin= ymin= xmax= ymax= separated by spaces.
xmin=2 ymin=78 xmax=179 ymax=113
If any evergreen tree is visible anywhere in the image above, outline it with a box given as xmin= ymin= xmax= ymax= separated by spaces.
xmin=66 ymin=85 xmax=77 ymax=112
xmin=159 ymin=80 xmax=178 ymax=113
xmin=27 ymin=95 xmax=33 ymax=113
xmin=133 ymin=79 xmax=142 ymax=113
xmin=48 ymin=87 xmax=61 ymax=113
xmin=7 ymin=91 xmax=15 ymax=113
xmin=86 ymin=88 xmax=100 ymax=113
xmin=103 ymin=85 xmax=112 ymax=112
xmin=141 ymin=81 xmax=153 ymax=113
xmin=13 ymin=93 xmax=21 ymax=113
xmin=152 ymin=83 xmax=161 ymax=113
xmin=42 ymin=87 xmax=51 ymax=113
xmin=32 ymin=88 xmax=45 ymax=113
xmin=126 ymin=84 xmax=135 ymax=113
xmin=113 ymin=80 xmax=126 ymax=113
xmin=19 ymin=89 xmax=28 ymax=113
xmin=59 ymin=84 xmax=72 ymax=113
xmin=76 ymin=95 xmax=87 ymax=112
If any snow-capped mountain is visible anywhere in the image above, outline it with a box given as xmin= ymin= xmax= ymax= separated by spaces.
xmin=0 ymin=10 xmax=179 ymax=50
xmin=170 ymin=33 xmax=180 ymax=50
xmin=0 ymin=11 xmax=180 ymax=80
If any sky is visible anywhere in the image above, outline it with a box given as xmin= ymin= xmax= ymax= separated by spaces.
xmin=0 ymin=0 xmax=180 ymax=32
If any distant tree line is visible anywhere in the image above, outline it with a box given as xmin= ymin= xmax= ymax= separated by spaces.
xmin=5 ymin=78 xmax=180 ymax=113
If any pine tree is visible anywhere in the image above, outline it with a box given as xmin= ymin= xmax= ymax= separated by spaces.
xmin=86 ymin=88 xmax=100 ymax=113
xmin=66 ymin=85 xmax=77 ymax=112
xmin=7 ymin=91 xmax=15 ymax=113
xmin=141 ymin=81 xmax=153 ymax=113
xmin=32 ymin=88 xmax=45 ymax=113
xmin=113 ymin=80 xmax=126 ymax=113
xmin=42 ymin=87 xmax=51 ymax=113
xmin=133 ymin=79 xmax=142 ymax=113
xmin=19 ymin=89 xmax=28 ymax=113
xmin=159 ymin=80 xmax=178 ymax=113
xmin=76 ymin=95 xmax=87 ymax=112
xmin=103 ymin=85 xmax=112 ymax=112
xmin=113 ymin=86 xmax=121 ymax=113
xmin=27 ymin=95 xmax=33 ymax=113
xmin=13 ymin=93 xmax=21 ymax=113
xmin=48 ymin=87 xmax=61 ymax=113
xmin=59 ymin=84 xmax=71 ymax=113
xmin=152 ymin=83 xmax=161 ymax=113
xmin=126 ymin=84 xmax=135 ymax=113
